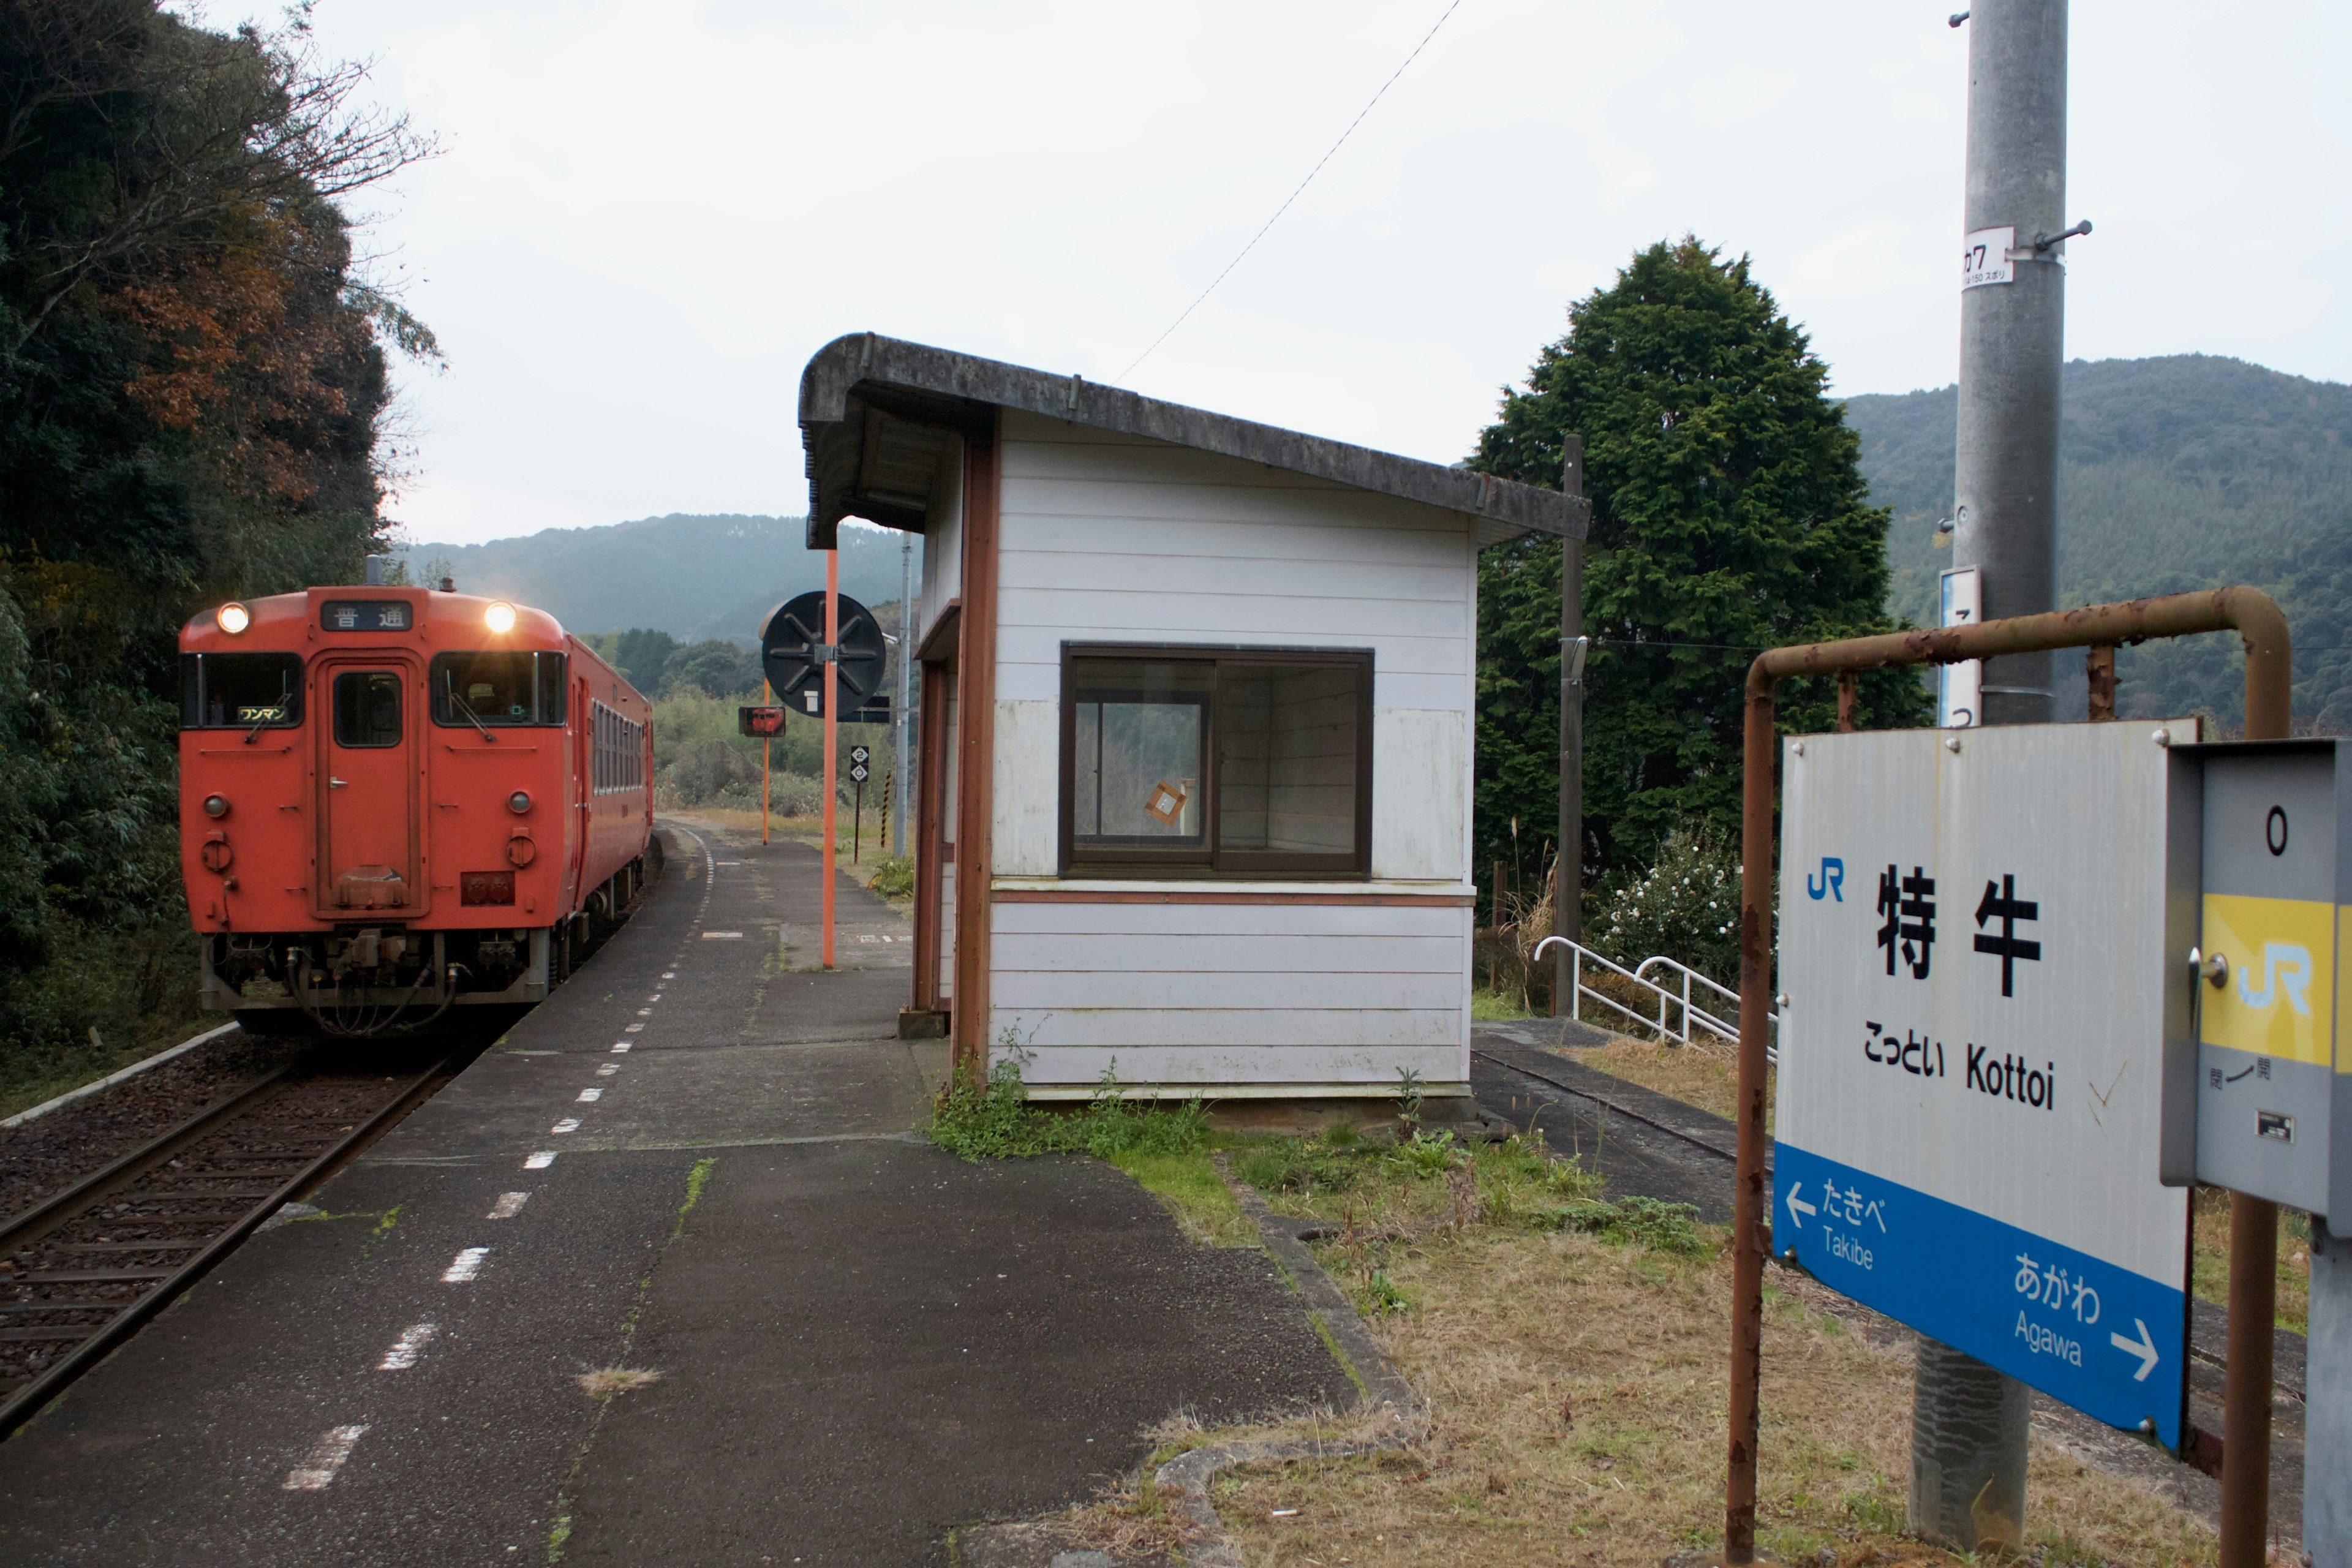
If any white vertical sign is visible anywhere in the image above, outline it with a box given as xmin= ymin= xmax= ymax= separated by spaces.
xmin=1962 ymin=226 xmax=2016 ymax=290
xmin=1939 ymin=566 xmax=1982 ymax=728
xmin=1777 ymin=723 xmax=2195 ymax=1448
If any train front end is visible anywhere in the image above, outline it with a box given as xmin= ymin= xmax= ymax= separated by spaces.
xmin=178 ymin=585 xmax=648 ymax=1033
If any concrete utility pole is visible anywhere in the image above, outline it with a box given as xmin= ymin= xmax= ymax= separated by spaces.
xmin=1915 ymin=0 xmax=2076 ymax=1548
xmin=1553 ymin=436 xmax=1587 ymax=1016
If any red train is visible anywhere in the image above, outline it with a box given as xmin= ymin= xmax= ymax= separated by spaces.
xmin=178 ymin=584 xmax=654 ymax=1034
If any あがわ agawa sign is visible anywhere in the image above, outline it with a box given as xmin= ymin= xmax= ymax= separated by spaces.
xmin=1775 ymin=722 xmax=2193 ymax=1449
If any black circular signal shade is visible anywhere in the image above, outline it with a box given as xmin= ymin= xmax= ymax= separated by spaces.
xmin=202 ymin=793 xmax=230 ymax=819
xmin=508 ymin=790 xmax=532 ymax=814
xmin=761 ymin=590 xmax=887 ymax=706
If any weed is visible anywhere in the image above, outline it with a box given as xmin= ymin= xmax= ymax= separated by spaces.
xmin=1394 ymin=1066 xmax=1425 ymax=1130
xmin=1536 ymin=1194 xmax=1711 ymax=1256
xmin=1844 ymin=1480 xmax=1905 ymax=1535
xmin=924 ymin=1046 xmax=1210 ymax=1163
xmin=865 ymin=854 xmax=914 ymax=898
xmin=1396 ymin=1128 xmax=1461 ymax=1178
xmin=1231 ymin=1141 xmax=1360 ymax=1195
xmin=1360 ymin=1268 xmax=1409 ymax=1314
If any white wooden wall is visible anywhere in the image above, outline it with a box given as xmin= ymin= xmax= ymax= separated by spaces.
xmin=983 ymin=410 xmax=1478 ymax=1094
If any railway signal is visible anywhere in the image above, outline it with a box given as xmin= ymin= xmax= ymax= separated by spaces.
xmin=849 ymin=745 xmax=870 ymax=862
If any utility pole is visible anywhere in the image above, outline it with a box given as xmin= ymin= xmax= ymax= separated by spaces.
xmin=1915 ymin=0 xmax=2078 ymax=1548
xmin=1553 ymin=435 xmax=1586 ymax=1016
xmin=895 ymin=534 xmax=913 ymax=859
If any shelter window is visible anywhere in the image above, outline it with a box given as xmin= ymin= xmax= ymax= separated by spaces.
xmin=429 ymin=651 xmax=568 ymax=727
xmin=179 ymin=653 xmax=303 ymax=729
xmin=1060 ymin=646 xmax=1370 ymax=877
xmin=332 ymin=671 xmax=404 ymax=748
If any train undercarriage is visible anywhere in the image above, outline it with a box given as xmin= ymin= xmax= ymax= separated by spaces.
xmin=201 ymin=855 xmax=652 ymax=1036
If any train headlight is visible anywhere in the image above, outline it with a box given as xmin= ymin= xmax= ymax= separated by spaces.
xmin=202 ymin=793 xmax=231 ymax=819
xmin=216 ymin=602 xmax=251 ymax=635
xmin=508 ymin=790 xmax=532 ymax=815
xmin=484 ymin=600 xmax=517 ymax=634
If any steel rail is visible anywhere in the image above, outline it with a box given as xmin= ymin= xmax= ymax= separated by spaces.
xmin=1722 ymin=587 xmax=2290 ymax=1566
xmin=0 ymin=1066 xmax=297 ymax=1259
xmin=0 ymin=1055 xmax=454 ymax=1441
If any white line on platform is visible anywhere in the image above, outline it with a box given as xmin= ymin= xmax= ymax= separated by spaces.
xmin=624 ymin=1023 xmax=644 ymax=1033
xmin=377 ymin=1322 xmax=439 ymax=1370
xmin=487 ymin=1192 xmax=530 ymax=1219
xmin=576 ymin=1087 xmax=602 ymax=1102
xmin=525 ymin=1151 xmax=557 ymax=1169
xmin=550 ymin=1117 xmax=581 ymax=1134
xmin=636 ymin=1008 xmax=651 ymax=1016
xmin=662 ymin=971 xmax=676 ymax=979
xmin=648 ymin=993 xmax=662 ymax=1001
xmin=702 ymin=932 xmax=743 ymax=940
xmin=441 ymin=1247 xmax=489 ymax=1283
xmin=283 ymin=1425 xmax=368 ymax=1490
xmin=609 ymin=1042 xmax=631 ymax=1054
xmin=596 ymin=1064 xmax=618 ymax=1076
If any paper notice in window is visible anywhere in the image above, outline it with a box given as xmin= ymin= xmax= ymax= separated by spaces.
xmin=1144 ymin=781 xmax=1187 ymax=825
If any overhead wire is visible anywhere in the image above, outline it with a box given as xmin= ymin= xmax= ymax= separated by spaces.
xmin=1112 ymin=0 xmax=1467 ymax=386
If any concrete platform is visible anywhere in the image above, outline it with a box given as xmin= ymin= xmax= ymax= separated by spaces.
xmin=0 ymin=821 xmax=1351 ymax=1567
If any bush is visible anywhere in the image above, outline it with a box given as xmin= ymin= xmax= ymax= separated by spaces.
xmin=1591 ymin=823 xmax=1743 ymax=988
xmin=867 ymin=856 xmax=913 ymax=897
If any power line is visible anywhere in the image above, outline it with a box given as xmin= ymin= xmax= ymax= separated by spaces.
xmin=1112 ymin=0 xmax=1466 ymax=386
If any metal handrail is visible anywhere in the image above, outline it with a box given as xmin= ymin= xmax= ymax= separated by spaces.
xmin=1530 ymin=937 xmax=1777 ymax=1062
xmin=1632 ymin=954 xmax=1756 ymax=1046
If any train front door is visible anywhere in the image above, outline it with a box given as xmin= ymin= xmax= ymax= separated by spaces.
xmin=314 ymin=658 xmax=423 ymax=914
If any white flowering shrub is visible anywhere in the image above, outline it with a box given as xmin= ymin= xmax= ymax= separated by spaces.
xmin=1592 ymin=825 xmax=1742 ymax=987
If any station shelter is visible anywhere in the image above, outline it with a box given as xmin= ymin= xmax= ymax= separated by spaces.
xmin=797 ymin=334 xmax=1581 ymax=1102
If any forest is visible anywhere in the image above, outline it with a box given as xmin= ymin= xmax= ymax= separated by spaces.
xmin=0 ymin=1 xmax=432 ymax=1103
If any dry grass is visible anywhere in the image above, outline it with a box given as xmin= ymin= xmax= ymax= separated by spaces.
xmin=1046 ymin=1145 xmax=2217 ymax=1568
xmin=575 ymin=1366 xmax=663 ymax=1400
xmin=1556 ymin=1034 xmax=1767 ymax=1134
xmin=2188 ymin=1185 xmax=2314 ymax=1333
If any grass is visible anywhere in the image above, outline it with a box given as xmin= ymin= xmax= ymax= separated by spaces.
xmin=2188 ymin=1185 xmax=2313 ymax=1333
xmin=1553 ymin=1030 xmax=1770 ymax=1134
xmin=923 ymin=1048 xmax=1250 ymax=1243
xmin=1046 ymin=1154 xmax=2221 ymax=1567
xmin=1471 ymin=986 xmax=1539 ymax=1022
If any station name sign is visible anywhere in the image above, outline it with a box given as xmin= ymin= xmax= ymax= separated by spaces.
xmin=1776 ymin=722 xmax=2195 ymax=1448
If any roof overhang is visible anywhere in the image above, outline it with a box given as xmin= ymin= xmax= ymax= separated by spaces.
xmin=796 ymin=333 xmax=1589 ymax=552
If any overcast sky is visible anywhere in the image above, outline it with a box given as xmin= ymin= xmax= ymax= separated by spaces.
xmin=192 ymin=1 xmax=2349 ymax=546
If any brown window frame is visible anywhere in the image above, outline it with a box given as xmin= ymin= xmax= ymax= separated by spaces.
xmin=1057 ymin=643 xmax=1373 ymax=880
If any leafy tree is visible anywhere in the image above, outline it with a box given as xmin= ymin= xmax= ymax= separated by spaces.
xmin=611 ymin=627 xmax=680 ymax=693
xmin=0 ymin=0 xmax=430 ymax=1096
xmin=660 ymin=639 xmax=758 ymax=698
xmin=1469 ymin=238 xmax=1928 ymax=903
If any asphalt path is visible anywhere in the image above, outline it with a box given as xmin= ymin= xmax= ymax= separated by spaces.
xmin=0 ymin=821 xmax=1349 ymax=1566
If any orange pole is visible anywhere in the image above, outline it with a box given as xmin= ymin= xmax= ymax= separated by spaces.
xmin=761 ymin=677 xmax=772 ymax=845
xmin=821 ymin=548 xmax=839 ymax=970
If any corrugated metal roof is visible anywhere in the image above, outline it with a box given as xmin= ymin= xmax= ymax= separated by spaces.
xmin=797 ymin=333 xmax=1587 ymax=552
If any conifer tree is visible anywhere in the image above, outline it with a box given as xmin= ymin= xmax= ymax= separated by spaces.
xmin=1470 ymin=237 xmax=1928 ymax=903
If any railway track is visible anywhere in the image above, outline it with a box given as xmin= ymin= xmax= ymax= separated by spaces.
xmin=0 ymin=1053 xmax=461 ymax=1438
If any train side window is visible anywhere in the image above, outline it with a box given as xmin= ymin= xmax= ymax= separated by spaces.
xmin=430 ymin=651 xmax=566 ymax=727
xmin=332 ymin=671 xmax=404 ymax=748
xmin=179 ymin=652 xmax=303 ymax=729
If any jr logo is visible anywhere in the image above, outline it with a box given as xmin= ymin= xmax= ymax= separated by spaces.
xmin=2237 ymin=942 xmax=2313 ymax=1016
xmin=1807 ymin=857 xmax=1845 ymax=902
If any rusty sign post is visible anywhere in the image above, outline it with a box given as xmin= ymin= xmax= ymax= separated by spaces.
xmin=1725 ymin=587 xmax=2290 ymax=1567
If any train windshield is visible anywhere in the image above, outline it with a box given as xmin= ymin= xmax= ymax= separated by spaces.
xmin=179 ymin=652 xmax=303 ymax=729
xmin=429 ymin=651 xmax=568 ymax=728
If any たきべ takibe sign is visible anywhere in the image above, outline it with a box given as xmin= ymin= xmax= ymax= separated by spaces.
xmin=1776 ymin=721 xmax=2195 ymax=1449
